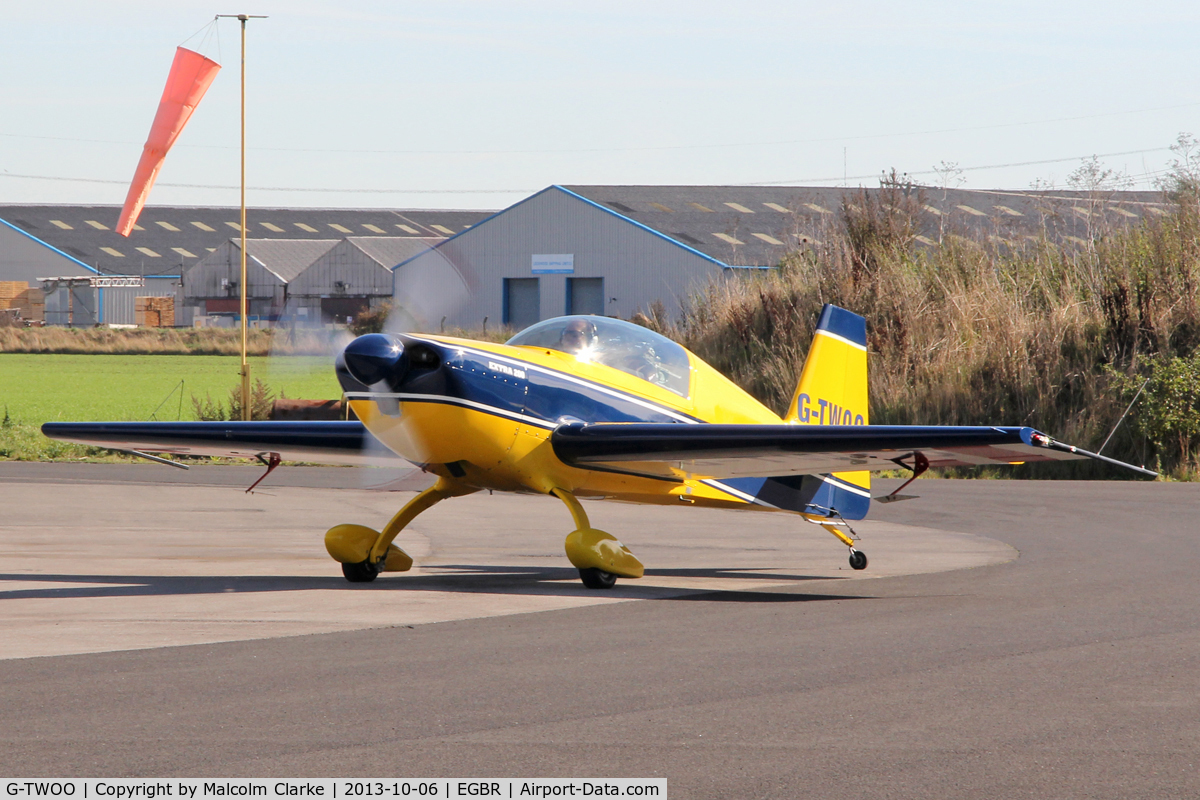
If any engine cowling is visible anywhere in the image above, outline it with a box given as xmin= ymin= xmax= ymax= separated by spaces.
xmin=338 ymin=333 xmax=406 ymax=391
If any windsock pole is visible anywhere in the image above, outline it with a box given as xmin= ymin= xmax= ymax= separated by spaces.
xmin=238 ymin=15 xmax=249 ymax=420
xmin=218 ymin=13 xmax=266 ymax=419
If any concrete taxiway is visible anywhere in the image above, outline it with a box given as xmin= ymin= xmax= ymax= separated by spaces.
xmin=0 ymin=463 xmax=1197 ymax=799
xmin=0 ymin=463 xmax=1011 ymax=659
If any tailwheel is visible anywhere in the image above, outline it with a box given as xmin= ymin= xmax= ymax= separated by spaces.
xmin=848 ymin=548 xmax=868 ymax=571
xmin=342 ymin=560 xmax=381 ymax=583
xmin=579 ymin=567 xmax=618 ymax=590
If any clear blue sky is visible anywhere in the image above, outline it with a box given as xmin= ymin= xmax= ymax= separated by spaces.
xmin=3 ymin=0 xmax=1198 ymax=210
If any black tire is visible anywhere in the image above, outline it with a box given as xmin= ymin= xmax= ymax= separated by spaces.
xmin=848 ymin=549 xmax=868 ymax=571
xmin=342 ymin=560 xmax=380 ymax=583
xmin=579 ymin=567 xmax=618 ymax=589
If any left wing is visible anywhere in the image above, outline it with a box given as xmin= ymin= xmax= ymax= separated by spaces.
xmin=42 ymin=421 xmax=401 ymax=467
xmin=551 ymin=423 xmax=1157 ymax=480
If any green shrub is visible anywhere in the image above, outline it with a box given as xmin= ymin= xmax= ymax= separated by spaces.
xmin=191 ymin=378 xmax=277 ymax=421
xmin=1111 ymin=354 xmax=1200 ymax=475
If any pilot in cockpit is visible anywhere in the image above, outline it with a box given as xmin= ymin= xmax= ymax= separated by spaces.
xmin=557 ymin=318 xmax=597 ymax=355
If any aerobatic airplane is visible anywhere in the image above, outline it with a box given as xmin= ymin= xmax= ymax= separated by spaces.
xmin=43 ymin=305 xmax=1154 ymax=589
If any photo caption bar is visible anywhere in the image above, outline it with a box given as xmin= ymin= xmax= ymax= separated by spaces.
xmin=2 ymin=780 xmax=666 ymax=800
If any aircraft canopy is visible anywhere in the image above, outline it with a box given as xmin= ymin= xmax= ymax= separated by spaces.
xmin=507 ymin=315 xmax=692 ymax=396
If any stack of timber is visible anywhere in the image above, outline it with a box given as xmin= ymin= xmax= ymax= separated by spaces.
xmin=135 ymin=296 xmax=175 ymax=327
xmin=0 ymin=282 xmax=45 ymax=323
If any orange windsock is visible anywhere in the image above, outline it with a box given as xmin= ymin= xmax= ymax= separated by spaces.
xmin=116 ymin=47 xmax=221 ymax=237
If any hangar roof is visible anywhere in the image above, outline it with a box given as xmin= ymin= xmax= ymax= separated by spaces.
xmin=230 ymin=239 xmax=341 ymax=283
xmin=0 ymin=205 xmax=492 ymax=277
xmin=560 ymin=185 xmax=1173 ymax=267
xmin=345 ymin=236 xmax=444 ymax=269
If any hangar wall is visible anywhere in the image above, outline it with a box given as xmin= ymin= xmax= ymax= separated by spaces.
xmin=397 ymin=186 xmax=727 ymax=331
xmin=289 ymin=237 xmax=441 ymax=323
xmin=101 ymin=279 xmax=179 ymax=325
xmin=0 ymin=220 xmax=92 ymax=284
xmin=183 ymin=239 xmax=339 ymax=323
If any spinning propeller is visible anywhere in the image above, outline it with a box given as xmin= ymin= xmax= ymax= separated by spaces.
xmin=266 ymin=242 xmax=476 ymax=490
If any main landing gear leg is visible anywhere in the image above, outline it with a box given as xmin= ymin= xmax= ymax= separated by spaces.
xmin=552 ymin=488 xmax=645 ymax=590
xmin=325 ymin=477 xmax=467 ymax=583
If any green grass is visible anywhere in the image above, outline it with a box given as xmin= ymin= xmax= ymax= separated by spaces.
xmin=1 ymin=353 xmax=342 ymax=461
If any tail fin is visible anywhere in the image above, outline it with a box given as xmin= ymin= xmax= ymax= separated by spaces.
xmin=708 ymin=305 xmax=872 ymax=520
xmin=786 ymin=304 xmax=869 ymax=426
xmin=785 ymin=304 xmax=871 ymax=517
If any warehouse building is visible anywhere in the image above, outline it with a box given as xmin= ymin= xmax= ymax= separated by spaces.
xmin=287 ymin=237 xmax=442 ymax=324
xmin=397 ymin=184 xmax=1173 ymax=330
xmin=0 ymin=205 xmax=488 ymax=325
xmin=2 ymin=189 xmax=1169 ymax=329
xmin=182 ymin=239 xmax=339 ymax=326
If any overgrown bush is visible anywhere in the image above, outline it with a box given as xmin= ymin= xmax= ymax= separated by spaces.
xmin=637 ymin=177 xmax=1200 ymax=478
xmin=349 ymin=303 xmax=392 ymax=336
xmin=191 ymin=378 xmax=277 ymax=421
xmin=1111 ymin=354 xmax=1200 ymax=475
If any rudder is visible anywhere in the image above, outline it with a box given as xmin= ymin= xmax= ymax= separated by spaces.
xmin=785 ymin=304 xmax=870 ymax=518
xmin=786 ymin=304 xmax=869 ymax=427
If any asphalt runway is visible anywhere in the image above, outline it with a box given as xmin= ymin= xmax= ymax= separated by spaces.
xmin=0 ymin=463 xmax=1196 ymax=799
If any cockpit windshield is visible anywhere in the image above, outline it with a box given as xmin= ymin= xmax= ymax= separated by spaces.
xmin=507 ymin=316 xmax=692 ymax=396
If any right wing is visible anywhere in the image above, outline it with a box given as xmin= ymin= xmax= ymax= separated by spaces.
xmin=551 ymin=423 xmax=1157 ymax=480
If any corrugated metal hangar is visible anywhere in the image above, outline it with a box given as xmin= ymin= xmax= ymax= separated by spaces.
xmin=289 ymin=237 xmax=442 ymax=324
xmin=180 ymin=236 xmax=446 ymax=326
xmin=399 ymin=184 xmax=1172 ymax=330
xmin=0 ymin=186 xmax=1172 ymax=329
xmin=183 ymin=238 xmax=339 ymax=326
xmin=0 ymin=205 xmax=488 ymax=325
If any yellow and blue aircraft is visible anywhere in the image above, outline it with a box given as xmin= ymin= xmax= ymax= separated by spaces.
xmin=43 ymin=305 xmax=1154 ymax=589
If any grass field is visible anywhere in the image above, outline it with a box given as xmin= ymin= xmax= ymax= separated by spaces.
xmin=1 ymin=353 xmax=342 ymax=460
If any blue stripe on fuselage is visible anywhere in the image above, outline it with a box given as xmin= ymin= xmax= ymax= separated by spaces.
xmin=412 ymin=340 xmax=698 ymax=426
xmin=719 ymin=474 xmax=871 ymax=519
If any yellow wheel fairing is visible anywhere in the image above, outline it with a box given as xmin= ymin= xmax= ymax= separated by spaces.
xmin=325 ymin=524 xmax=379 ymax=564
xmin=323 ymin=523 xmax=414 ymax=571
xmin=563 ymin=528 xmax=645 ymax=578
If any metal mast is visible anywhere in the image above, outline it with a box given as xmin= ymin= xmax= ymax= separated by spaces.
xmin=218 ymin=13 xmax=266 ymax=420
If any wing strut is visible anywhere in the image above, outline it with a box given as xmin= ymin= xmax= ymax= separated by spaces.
xmin=121 ymin=449 xmax=189 ymax=470
xmin=876 ymin=451 xmax=929 ymax=503
xmin=246 ymin=452 xmax=282 ymax=493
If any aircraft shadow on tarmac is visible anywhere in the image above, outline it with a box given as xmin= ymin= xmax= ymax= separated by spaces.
xmin=0 ymin=565 xmax=866 ymax=603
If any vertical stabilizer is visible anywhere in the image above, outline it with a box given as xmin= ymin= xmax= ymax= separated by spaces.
xmin=786 ymin=304 xmax=869 ymax=426
xmin=785 ymin=304 xmax=870 ymax=517
xmin=704 ymin=305 xmax=873 ymax=519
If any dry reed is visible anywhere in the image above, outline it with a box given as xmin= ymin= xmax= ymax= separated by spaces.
xmin=639 ymin=185 xmax=1200 ymax=477
xmin=0 ymin=326 xmax=342 ymax=356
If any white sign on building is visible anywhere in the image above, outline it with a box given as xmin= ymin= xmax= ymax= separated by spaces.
xmin=532 ymin=254 xmax=574 ymax=274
